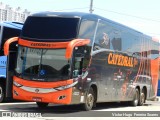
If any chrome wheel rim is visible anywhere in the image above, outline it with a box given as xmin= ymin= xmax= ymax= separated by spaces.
xmin=86 ymin=93 xmax=94 ymax=108
xmin=141 ymin=93 xmax=145 ymax=104
xmin=134 ymin=91 xmax=138 ymax=105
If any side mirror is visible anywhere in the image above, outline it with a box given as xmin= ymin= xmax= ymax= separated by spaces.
xmin=65 ymin=39 xmax=90 ymax=59
xmin=4 ymin=37 xmax=18 ymax=56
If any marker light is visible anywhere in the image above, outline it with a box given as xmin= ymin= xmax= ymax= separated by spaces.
xmin=13 ymin=81 xmax=22 ymax=87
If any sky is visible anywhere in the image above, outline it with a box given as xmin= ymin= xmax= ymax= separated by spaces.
xmin=0 ymin=0 xmax=160 ymax=39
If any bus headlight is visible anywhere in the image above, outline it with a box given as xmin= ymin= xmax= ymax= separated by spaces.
xmin=13 ymin=81 xmax=22 ymax=87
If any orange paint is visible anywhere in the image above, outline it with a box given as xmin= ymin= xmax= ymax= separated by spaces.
xmin=13 ymin=76 xmax=73 ymax=89
xmin=107 ymin=53 xmax=137 ymax=67
xmin=13 ymin=86 xmax=72 ymax=104
xmin=150 ymin=58 xmax=159 ymax=96
xmin=18 ymin=38 xmax=69 ymax=49
xmin=18 ymin=38 xmax=90 ymax=59
xmin=9 ymin=38 xmax=90 ymax=104
xmin=4 ymin=37 xmax=18 ymax=56
xmin=65 ymin=39 xmax=90 ymax=59
xmin=13 ymin=76 xmax=73 ymax=104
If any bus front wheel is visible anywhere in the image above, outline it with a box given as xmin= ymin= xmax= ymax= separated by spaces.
xmin=0 ymin=84 xmax=5 ymax=103
xmin=36 ymin=102 xmax=49 ymax=108
xmin=83 ymin=87 xmax=95 ymax=111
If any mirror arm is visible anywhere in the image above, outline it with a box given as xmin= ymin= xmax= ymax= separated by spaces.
xmin=4 ymin=37 xmax=18 ymax=56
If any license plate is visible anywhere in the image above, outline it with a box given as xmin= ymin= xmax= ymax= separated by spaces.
xmin=32 ymin=97 xmax=42 ymax=102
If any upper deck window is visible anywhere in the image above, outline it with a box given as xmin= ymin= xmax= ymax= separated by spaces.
xmin=78 ymin=20 xmax=97 ymax=45
xmin=21 ymin=16 xmax=80 ymax=41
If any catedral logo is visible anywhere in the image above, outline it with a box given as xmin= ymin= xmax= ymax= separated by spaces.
xmin=108 ymin=53 xmax=138 ymax=67
xmin=31 ymin=43 xmax=51 ymax=47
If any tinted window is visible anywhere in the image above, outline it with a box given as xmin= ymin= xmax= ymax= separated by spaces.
xmin=1 ymin=27 xmax=21 ymax=50
xmin=21 ymin=16 xmax=80 ymax=41
xmin=111 ymin=30 xmax=122 ymax=51
xmin=151 ymin=41 xmax=159 ymax=59
xmin=121 ymin=31 xmax=141 ymax=55
xmin=78 ymin=20 xmax=97 ymax=45
xmin=93 ymin=20 xmax=122 ymax=51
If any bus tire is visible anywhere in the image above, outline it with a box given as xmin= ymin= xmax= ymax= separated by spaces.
xmin=130 ymin=88 xmax=139 ymax=106
xmin=36 ymin=102 xmax=49 ymax=108
xmin=0 ymin=84 xmax=5 ymax=103
xmin=138 ymin=90 xmax=145 ymax=106
xmin=82 ymin=87 xmax=95 ymax=111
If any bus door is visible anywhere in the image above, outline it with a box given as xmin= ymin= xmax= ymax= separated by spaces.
xmin=72 ymin=46 xmax=90 ymax=91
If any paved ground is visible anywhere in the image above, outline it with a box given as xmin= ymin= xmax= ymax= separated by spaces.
xmin=0 ymin=97 xmax=160 ymax=120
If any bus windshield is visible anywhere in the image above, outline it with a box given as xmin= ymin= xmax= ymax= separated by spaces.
xmin=21 ymin=16 xmax=80 ymax=41
xmin=15 ymin=46 xmax=70 ymax=82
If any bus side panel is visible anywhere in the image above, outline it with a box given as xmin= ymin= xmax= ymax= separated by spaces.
xmin=0 ymin=56 xmax=7 ymax=78
xmin=150 ymin=58 xmax=159 ymax=98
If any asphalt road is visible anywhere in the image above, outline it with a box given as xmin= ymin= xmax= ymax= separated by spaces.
xmin=0 ymin=98 xmax=160 ymax=119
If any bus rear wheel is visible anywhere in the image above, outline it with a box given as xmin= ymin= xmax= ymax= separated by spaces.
xmin=138 ymin=90 xmax=146 ymax=106
xmin=82 ymin=87 xmax=95 ymax=111
xmin=36 ymin=102 xmax=49 ymax=108
xmin=130 ymin=88 xmax=139 ymax=106
xmin=0 ymin=84 xmax=5 ymax=103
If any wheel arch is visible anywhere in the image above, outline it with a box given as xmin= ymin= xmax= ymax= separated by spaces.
xmin=142 ymin=86 xmax=147 ymax=100
xmin=136 ymin=86 xmax=140 ymax=93
xmin=90 ymin=84 xmax=98 ymax=103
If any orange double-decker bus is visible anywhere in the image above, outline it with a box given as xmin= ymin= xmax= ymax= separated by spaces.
xmin=4 ymin=12 xmax=159 ymax=110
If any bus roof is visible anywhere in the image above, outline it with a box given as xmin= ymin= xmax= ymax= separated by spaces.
xmin=0 ymin=21 xmax=23 ymax=30
xmin=30 ymin=11 xmax=144 ymax=35
xmin=31 ymin=11 xmax=96 ymax=19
